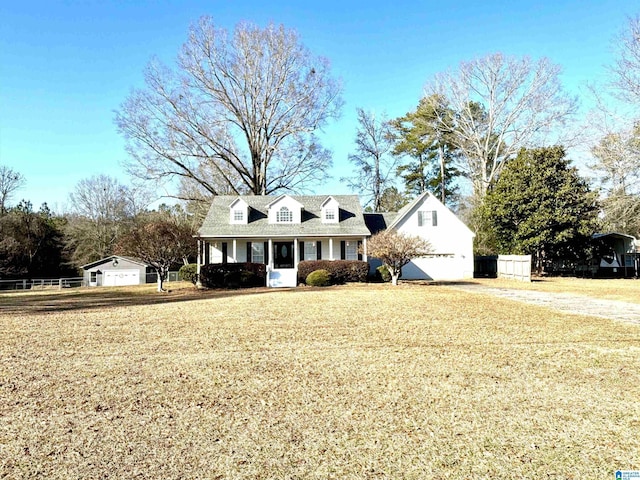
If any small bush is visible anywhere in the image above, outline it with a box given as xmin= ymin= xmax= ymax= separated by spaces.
xmin=178 ymin=263 xmax=199 ymax=285
xmin=306 ymin=269 xmax=331 ymax=287
xmin=199 ymin=263 xmax=266 ymax=289
xmin=298 ymin=260 xmax=369 ymax=285
xmin=376 ymin=265 xmax=391 ymax=283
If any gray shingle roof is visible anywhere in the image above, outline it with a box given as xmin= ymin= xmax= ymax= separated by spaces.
xmin=198 ymin=195 xmax=372 ymax=238
xmin=81 ymin=255 xmax=149 ymax=270
xmin=363 ymin=213 xmax=398 ymax=234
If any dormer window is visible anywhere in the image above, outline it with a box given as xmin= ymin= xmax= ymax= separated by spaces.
xmin=321 ymin=196 xmax=339 ymax=224
xmin=325 ymin=208 xmax=336 ymax=221
xmin=266 ymin=195 xmax=303 ymax=224
xmin=229 ymin=198 xmax=249 ymax=224
xmin=276 ymin=206 xmax=293 ymax=223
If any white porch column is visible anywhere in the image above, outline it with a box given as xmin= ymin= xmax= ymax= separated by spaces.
xmin=362 ymin=236 xmax=368 ymax=262
xmin=294 ymin=238 xmax=299 ymax=268
xmin=329 ymin=238 xmax=334 ymax=260
xmin=196 ymin=239 xmax=202 ymax=275
xmin=232 ymin=239 xmax=237 ymax=262
xmin=267 ymin=238 xmax=274 ymax=287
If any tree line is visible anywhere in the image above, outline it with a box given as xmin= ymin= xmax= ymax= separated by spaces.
xmin=0 ymin=173 xmax=195 ymax=283
xmin=4 ymin=14 xmax=640 ymax=278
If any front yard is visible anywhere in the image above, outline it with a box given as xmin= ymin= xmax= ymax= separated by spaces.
xmin=0 ymin=282 xmax=638 ymax=478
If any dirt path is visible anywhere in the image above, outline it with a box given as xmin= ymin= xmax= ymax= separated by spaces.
xmin=451 ymin=283 xmax=640 ymax=324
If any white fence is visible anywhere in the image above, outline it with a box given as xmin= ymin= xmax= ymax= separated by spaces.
xmin=497 ymin=255 xmax=532 ymax=282
xmin=0 ymin=277 xmax=84 ymax=291
xmin=145 ymin=271 xmax=180 ymax=283
xmin=0 ymin=271 xmax=182 ymax=292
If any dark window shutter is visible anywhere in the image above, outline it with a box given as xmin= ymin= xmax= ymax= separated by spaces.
xmin=316 ymin=241 xmax=322 ymax=260
xmin=204 ymin=242 xmax=210 ymax=264
xmin=264 ymin=242 xmax=269 ymax=265
xmin=432 ymin=211 xmax=438 ymax=226
xmin=222 ymin=242 xmax=228 ymax=264
xmin=299 ymin=241 xmax=304 ymax=262
xmin=246 ymin=242 xmax=252 ymax=263
xmin=418 ymin=212 xmax=423 ymax=227
xmin=357 ymin=241 xmax=363 ymax=261
xmin=340 ymin=241 xmax=346 ymax=260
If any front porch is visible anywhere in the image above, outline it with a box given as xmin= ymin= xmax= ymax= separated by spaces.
xmin=196 ymin=236 xmax=367 ymax=288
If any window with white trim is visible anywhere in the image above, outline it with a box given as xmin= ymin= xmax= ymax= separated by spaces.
xmin=345 ymin=241 xmax=358 ymax=260
xmin=325 ymin=208 xmax=336 ymax=221
xmin=276 ymin=206 xmax=293 ymax=223
xmin=418 ymin=210 xmax=438 ymax=227
xmin=233 ymin=209 xmax=244 ymax=222
xmin=252 ymin=243 xmax=265 ymax=263
xmin=304 ymin=242 xmax=317 ymax=261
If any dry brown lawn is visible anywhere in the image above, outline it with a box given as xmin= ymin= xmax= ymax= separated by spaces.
xmin=470 ymin=276 xmax=640 ymax=304
xmin=1 ymin=282 xmax=639 ymax=479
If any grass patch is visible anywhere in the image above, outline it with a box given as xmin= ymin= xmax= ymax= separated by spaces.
xmin=1 ymin=283 xmax=638 ymax=478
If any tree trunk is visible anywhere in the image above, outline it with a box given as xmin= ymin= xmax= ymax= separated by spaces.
xmin=440 ymin=146 xmax=447 ymax=205
xmin=156 ymin=266 xmax=167 ymax=292
xmin=390 ymin=266 xmax=401 ymax=286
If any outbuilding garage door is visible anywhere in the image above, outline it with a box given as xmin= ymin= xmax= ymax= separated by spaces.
xmin=103 ymin=269 xmax=140 ymax=287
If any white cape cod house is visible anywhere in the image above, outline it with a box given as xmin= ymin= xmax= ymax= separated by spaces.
xmin=196 ymin=191 xmax=474 ymax=287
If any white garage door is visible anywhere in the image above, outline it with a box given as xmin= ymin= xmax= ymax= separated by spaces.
xmin=103 ymin=269 xmax=140 ymax=287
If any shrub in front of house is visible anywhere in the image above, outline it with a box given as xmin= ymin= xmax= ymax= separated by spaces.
xmin=178 ymin=263 xmax=199 ymax=285
xmin=297 ymin=260 xmax=369 ymax=285
xmin=199 ymin=263 xmax=266 ymax=289
xmin=376 ymin=265 xmax=391 ymax=283
xmin=306 ymin=269 xmax=332 ymax=287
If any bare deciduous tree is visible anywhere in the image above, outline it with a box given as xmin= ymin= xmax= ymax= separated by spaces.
xmin=611 ymin=15 xmax=640 ymax=104
xmin=116 ymin=219 xmax=195 ymax=292
xmin=115 ymin=17 xmax=343 ymax=197
xmin=424 ymin=53 xmax=577 ymax=198
xmin=65 ymin=175 xmax=150 ymax=266
xmin=591 ymin=125 xmax=640 ymax=236
xmin=0 ymin=165 xmax=26 ymax=215
xmin=343 ymin=109 xmax=399 ymax=211
xmin=365 ymin=230 xmax=431 ymax=286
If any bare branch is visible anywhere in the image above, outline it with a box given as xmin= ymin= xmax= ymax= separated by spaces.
xmin=116 ymin=18 xmax=343 ymax=197
xmin=611 ymin=15 xmax=640 ymax=105
xmin=424 ymin=53 xmax=577 ymax=198
xmin=343 ymin=109 xmax=399 ymax=211
xmin=0 ymin=165 xmax=26 ymax=215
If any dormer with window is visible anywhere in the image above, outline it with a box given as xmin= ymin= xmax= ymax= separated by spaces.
xmin=267 ymin=195 xmax=303 ymax=224
xmin=229 ymin=198 xmax=249 ymax=225
xmin=321 ymin=196 xmax=339 ymax=224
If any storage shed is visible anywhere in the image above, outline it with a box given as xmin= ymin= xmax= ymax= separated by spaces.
xmin=82 ymin=256 xmax=152 ymax=287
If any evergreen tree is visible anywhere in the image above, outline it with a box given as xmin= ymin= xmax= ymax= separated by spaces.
xmin=391 ymin=95 xmax=461 ymax=208
xmin=0 ymin=201 xmax=70 ymax=278
xmin=483 ymin=146 xmax=599 ymax=273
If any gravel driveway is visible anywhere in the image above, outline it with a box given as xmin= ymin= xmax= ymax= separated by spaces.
xmin=452 ymin=283 xmax=640 ymax=324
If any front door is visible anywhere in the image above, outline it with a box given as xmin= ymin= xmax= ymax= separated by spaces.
xmin=274 ymin=242 xmax=294 ymax=269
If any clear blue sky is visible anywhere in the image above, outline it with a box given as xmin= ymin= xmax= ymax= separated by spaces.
xmin=1 ymin=0 xmax=637 ymax=212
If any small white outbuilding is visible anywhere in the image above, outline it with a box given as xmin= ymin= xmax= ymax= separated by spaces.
xmin=82 ymin=256 xmax=152 ymax=287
